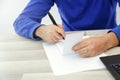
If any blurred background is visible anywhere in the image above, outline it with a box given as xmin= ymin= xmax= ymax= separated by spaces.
xmin=0 ymin=0 xmax=120 ymax=35
xmin=0 ymin=0 xmax=61 ymax=35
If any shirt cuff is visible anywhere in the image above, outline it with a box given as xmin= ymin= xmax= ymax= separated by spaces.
xmin=29 ymin=23 xmax=42 ymax=40
xmin=108 ymin=25 xmax=120 ymax=41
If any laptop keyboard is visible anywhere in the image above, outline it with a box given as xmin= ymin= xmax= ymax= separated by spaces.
xmin=111 ymin=63 xmax=120 ymax=76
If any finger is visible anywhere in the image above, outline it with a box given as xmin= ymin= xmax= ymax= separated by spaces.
xmin=49 ymin=37 xmax=58 ymax=43
xmin=46 ymin=35 xmax=58 ymax=43
xmin=48 ymin=38 xmax=55 ymax=43
xmin=72 ymin=41 xmax=88 ymax=51
xmin=58 ymin=24 xmax=64 ymax=29
xmin=81 ymin=52 xmax=98 ymax=58
xmin=75 ymin=47 xmax=90 ymax=57
xmin=56 ymin=27 xmax=65 ymax=37
xmin=54 ymin=31 xmax=63 ymax=40
xmin=81 ymin=53 xmax=91 ymax=58
xmin=51 ymin=33 xmax=61 ymax=43
xmin=75 ymin=47 xmax=88 ymax=55
xmin=52 ymin=38 xmax=59 ymax=43
xmin=76 ymin=48 xmax=101 ymax=58
xmin=51 ymin=35 xmax=59 ymax=42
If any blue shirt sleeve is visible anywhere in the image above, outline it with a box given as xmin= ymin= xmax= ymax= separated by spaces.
xmin=109 ymin=1 xmax=120 ymax=41
xmin=13 ymin=0 xmax=54 ymax=40
xmin=109 ymin=25 xmax=120 ymax=40
xmin=117 ymin=0 xmax=120 ymax=6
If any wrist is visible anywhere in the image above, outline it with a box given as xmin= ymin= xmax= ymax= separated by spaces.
xmin=34 ymin=25 xmax=45 ymax=38
xmin=104 ymin=32 xmax=119 ymax=49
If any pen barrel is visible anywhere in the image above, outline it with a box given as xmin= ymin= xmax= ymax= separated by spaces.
xmin=48 ymin=12 xmax=58 ymax=26
xmin=48 ymin=12 xmax=65 ymax=40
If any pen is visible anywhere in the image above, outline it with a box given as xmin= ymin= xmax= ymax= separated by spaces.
xmin=48 ymin=12 xmax=65 ymax=40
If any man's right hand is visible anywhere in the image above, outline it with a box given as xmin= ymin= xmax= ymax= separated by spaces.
xmin=35 ymin=24 xmax=65 ymax=43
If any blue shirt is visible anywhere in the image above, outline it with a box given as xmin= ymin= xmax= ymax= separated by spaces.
xmin=14 ymin=0 xmax=120 ymax=41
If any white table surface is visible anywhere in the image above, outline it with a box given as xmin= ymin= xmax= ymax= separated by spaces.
xmin=0 ymin=30 xmax=119 ymax=80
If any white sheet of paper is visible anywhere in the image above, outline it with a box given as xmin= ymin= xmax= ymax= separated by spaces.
xmin=43 ymin=32 xmax=106 ymax=75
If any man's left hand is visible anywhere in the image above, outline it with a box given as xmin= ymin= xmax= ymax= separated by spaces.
xmin=72 ymin=32 xmax=119 ymax=57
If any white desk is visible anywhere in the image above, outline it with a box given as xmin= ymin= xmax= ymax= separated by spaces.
xmin=0 ymin=30 xmax=119 ymax=80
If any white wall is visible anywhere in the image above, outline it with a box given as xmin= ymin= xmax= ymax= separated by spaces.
xmin=0 ymin=0 xmax=29 ymax=35
xmin=0 ymin=1 xmax=120 ymax=35
xmin=116 ymin=4 xmax=120 ymax=24
xmin=0 ymin=0 xmax=61 ymax=35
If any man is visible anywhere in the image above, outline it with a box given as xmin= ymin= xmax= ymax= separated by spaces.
xmin=14 ymin=0 xmax=120 ymax=57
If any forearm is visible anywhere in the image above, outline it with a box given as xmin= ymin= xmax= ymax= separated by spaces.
xmin=14 ymin=15 xmax=42 ymax=40
xmin=13 ymin=0 xmax=54 ymax=40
